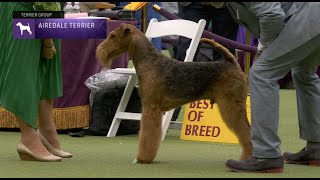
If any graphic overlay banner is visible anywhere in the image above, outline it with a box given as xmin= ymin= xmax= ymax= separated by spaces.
xmin=13 ymin=19 xmax=36 ymax=39
xmin=180 ymin=96 xmax=251 ymax=144
xmin=13 ymin=11 xmax=106 ymax=39
xmin=13 ymin=11 xmax=65 ymax=18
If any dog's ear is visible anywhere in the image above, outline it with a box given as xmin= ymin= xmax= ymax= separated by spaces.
xmin=119 ymin=23 xmax=133 ymax=38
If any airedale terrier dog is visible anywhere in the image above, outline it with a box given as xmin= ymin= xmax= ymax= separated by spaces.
xmin=96 ymin=23 xmax=252 ymax=164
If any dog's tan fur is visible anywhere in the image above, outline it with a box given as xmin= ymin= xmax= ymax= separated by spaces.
xmin=96 ymin=23 xmax=252 ymax=163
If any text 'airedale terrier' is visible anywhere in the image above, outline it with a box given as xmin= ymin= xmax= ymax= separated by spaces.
xmin=96 ymin=23 xmax=252 ymax=164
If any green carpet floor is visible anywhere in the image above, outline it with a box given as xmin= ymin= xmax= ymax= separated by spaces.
xmin=0 ymin=90 xmax=319 ymax=178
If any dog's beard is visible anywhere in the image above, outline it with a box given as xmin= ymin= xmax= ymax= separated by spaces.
xmin=96 ymin=49 xmax=111 ymax=68
xmin=100 ymin=57 xmax=112 ymax=68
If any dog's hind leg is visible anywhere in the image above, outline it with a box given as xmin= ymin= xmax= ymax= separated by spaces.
xmin=136 ymin=104 xmax=162 ymax=163
xmin=214 ymin=92 xmax=253 ymax=160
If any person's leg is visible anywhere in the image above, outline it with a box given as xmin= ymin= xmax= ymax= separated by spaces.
xmin=17 ymin=116 xmax=52 ymax=157
xmin=226 ymin=34 xmax=320 ymax=172
xmin=38 ymin=99 xmax=61 ymax=149
xmin=291 ymin=47 xmax=320 ymax=145
xmin=250 ymin=37 xmax=320 ymax=159
xmin=209 ymin=6 xmax=239 ymax=60
xmin=175 ymin=2 xmax=211 ymax=61
xmin=17 ymin=116 xmax=62 ymax=161
xmin=281 ymin=44 xmax=320 ymax=166
xmin=37 ymin=98 xmax=73 ymax=158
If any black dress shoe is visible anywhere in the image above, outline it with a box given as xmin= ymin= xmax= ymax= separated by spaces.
xmin=283 ymin=148 xmax=320 ymax=166
xmin=225 ymin=156 xmax=284 ymax=173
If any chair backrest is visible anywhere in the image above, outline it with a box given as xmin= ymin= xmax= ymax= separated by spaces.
xmin=145 ymin=18 xmax=206 ymax=62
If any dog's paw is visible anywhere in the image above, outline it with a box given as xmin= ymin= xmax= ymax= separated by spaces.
xmin=131 ymin=159 xmax=138 ymax=164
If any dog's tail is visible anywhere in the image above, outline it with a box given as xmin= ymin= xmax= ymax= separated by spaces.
xmin=200 ymin=38 xmax=237 ymax=64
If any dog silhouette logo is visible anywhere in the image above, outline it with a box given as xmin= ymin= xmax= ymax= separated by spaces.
xmin=16 ymin=21 xmax=32 ymax=35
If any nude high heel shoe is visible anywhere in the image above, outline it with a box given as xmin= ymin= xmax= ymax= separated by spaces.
xmin=37 ymin=130 xmax=73 ymax=158
xmin=16 ymin=142 xmax=62 ymax=162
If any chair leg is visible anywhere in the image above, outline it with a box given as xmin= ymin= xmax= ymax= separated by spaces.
xmin=107 ymin=75 xmax=138 ymax=137
xmin=161 ymin=109 xmax=175 ymax=140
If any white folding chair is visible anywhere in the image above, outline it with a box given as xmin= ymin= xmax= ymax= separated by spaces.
xmin=107 ymin=18 xmax=206 ymax=140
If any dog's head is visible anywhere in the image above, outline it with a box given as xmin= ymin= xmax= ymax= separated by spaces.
xmin=16 ymin=22 xmax=22 ymax=26
xmin=96 ymin=23 xmax=135 ymax=68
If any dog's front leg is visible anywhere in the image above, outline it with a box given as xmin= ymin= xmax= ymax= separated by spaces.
xmin=136 ymin=104 xmax=162 ymax=164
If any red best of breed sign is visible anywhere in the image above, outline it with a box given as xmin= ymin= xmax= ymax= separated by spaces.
xmin=180 ymin=96 xmax=251 ymax=144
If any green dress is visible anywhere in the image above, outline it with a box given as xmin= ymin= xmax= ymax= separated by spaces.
xmin=0 ymin=2 xmax=62 ymax=128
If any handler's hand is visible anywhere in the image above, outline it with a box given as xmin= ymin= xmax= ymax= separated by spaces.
xmin=253 ymin=50 xmax=261 ymax=63
xmin=41 ymin=45 xmax=56 ymax=60
xmin=41 ymin=39 xmax=56 ymax=60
